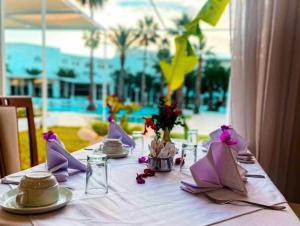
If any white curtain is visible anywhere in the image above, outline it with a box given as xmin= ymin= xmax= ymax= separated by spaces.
xmin=230 ymin=0 xmax=300 ymax=202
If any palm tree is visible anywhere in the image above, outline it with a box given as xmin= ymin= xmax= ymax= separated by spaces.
xmin=170 ymin=13 xmax=191 ymax=35
xmin=110 ymin=26 xmax=138 ymax=101
xmin=194 ymin=42 xmax=211 ymax=113
xmin=184 ymin=71 xmax=196 ymax=108
xmin=137 ymin=16 xmax=160 ymax=105
xmin=80 ymin=0 xmax=106 ymax=110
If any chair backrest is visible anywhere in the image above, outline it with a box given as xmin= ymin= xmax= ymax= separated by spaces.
xmin=0 ymin=97 xmax=38 ymax=172
xmin=0 ymin=107 xmax=21 ymax=177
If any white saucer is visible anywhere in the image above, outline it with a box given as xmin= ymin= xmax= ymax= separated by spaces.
xmin=0 ymin=186 xmax=72 ymax=214
xmin=105 ymin=148 xmax=129 ymax=158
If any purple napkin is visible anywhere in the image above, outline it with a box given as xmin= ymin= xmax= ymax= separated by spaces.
xmin=107 ymin=120 xmax=135 ymax=147
xmin=203 ymin=125 xmax=248 ymax=153
xmin=43 ymin=131 xmax=86 ymax=182
xmin=181 ymin=130 xmax=248 ymax=195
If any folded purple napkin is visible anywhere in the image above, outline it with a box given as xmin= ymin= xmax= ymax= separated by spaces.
xmin=43 ymin=131 xmax=86 ymax=182
xmin=181 ymin=129 xmax=247 ymax=195
xmin=107 ymin=120 xmax=135 ymax=147
xmin=203 ymin=125 xmax=248 ymax=153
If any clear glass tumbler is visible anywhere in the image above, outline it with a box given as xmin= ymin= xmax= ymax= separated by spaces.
xmin=132 ymin=131 xmax=144 ymax=153
xmin=187 ymin=129 xmax=198 ymax=146
xmin=85 ymin=153 xmax=108 ymax=195
xmin=180 ymin=143 xmax=198 ymax=172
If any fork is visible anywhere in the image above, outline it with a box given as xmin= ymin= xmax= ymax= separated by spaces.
xmin=203 ymin=193 xmax=286 ymax=210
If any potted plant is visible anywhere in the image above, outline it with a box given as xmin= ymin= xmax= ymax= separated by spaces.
xmin=144 ymin=97 xmax=185 ymax=171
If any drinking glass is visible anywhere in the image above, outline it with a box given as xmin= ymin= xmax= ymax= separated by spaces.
xmin=85 ymin=153 xmax=108 ymax=195
xmin=132 ymin=131 xmax=144 ymax=153
xmin=180 ymin=143 xmax=198 ymax=172
xmin=187 ymin=129 xmax=198 ymax=146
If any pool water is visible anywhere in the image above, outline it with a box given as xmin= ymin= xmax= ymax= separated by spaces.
xmin=32 ymin=97 xmax=226 ymax=123
xmin=32 ymin=97 xmax=158 ymax=123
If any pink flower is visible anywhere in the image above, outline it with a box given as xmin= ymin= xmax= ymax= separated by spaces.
xmin=175 ymin=157 xmax=184 ymax=165
xmin=138 ymin=156 xmax=149 ymax=164
xmin=221 ymin=125 xmax=231 ymax=131
xmin=42 ymin=131 xmax=57 ymax=141
xmin=220 ymin=130 xmax=237 ymax=145
xmin=136 ymin=174 xmax=145 ymax=184
xmin=143 ymin=168 xmax=155 ymax=177
xmin=108 ymin=115 xmax=114 ymax=122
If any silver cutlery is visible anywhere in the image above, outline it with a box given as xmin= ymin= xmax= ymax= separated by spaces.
xmin=245 ymin=174 xmax=265 ymax=178
xmin=203 ymin=192 xmax=285 ymax=210
xmin=1 ymin=178 xmax=20 ymax=185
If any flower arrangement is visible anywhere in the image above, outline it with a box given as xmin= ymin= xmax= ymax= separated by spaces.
xmin=144 ymin=97 xmax=185 ymax=141
xmin=143 ymin=97 xmax=185 ymax=162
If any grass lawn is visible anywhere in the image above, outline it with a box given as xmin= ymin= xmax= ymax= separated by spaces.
xmin=19 ymin=126 xmax=90 ymax=170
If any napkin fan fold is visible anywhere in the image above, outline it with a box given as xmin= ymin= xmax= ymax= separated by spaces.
xmin=182 ymin=126 xmax=248 ymax=195
xmin=107 ymin=120 xmax=135 ymax=147
xmin=44 ymin=131 xmax=86 ymax=182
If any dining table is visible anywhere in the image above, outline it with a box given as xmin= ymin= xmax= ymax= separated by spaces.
xmin=0 ymin=139 xmax=299 ymax=226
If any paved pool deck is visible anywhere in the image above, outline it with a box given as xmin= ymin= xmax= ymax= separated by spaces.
xmin=19 ymin=111 xmax=227 ymax=135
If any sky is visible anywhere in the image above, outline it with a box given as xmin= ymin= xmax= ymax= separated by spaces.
xmin=5 ymin=0 xmax=230 ymax=59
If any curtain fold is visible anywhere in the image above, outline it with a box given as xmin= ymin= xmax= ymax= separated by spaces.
xmin=230 ymin=0 xmax=300 ymax=202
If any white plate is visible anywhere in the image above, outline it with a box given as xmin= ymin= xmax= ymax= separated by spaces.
xmin=105 ymin=148 xmax=129 ymax=158
xmin=0 ymin=186 xmax=72 ymax=214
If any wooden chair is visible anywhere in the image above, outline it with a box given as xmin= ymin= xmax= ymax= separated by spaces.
xmin=0 ymin=97 xmax=38 ymax=176
xmin=0 ymin=107 xmax=21 ymax=177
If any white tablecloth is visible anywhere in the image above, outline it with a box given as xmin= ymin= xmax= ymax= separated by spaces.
xmin=0 ymin=141 xmax=299 ymax=226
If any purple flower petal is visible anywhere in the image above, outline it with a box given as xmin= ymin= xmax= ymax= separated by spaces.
xmin=42 ymin=131 xmax=57 ymax=141
xmin=221 ymin=125 xmax=231 ymax=131
xmin=220 ymin=130 xmax=237 ymax=146
xmin=108 ymin=115 xmax=114 ymax=122
xmin=138 ymin=156 xmax=149 ymax=164
xmin=136 ymin=174 xmax=146 ymax=184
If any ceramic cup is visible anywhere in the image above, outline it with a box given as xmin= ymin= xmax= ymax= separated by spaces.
xmin=16 ymin=171 xmax=59 ymax=207
xmin=100 ymin=138 xmax=123 ymax=154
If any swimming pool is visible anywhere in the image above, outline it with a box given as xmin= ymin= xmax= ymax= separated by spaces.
xmin=32 ymin=97 xmax=158 ymax=123
xmin=32 ymin=97 xmax=226 ymax=123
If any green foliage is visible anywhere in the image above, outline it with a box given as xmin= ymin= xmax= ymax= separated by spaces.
xmin=17 ymin=108 xmax=42 ymax=118
xmin=170 ymin=133 xmax=209 ymax=141
xmin=83 ymin=31 xmax=100 ymax=49
xmin=170 ymin=13 xmax=192 ymax=36
xmin=127 ymin=125 xmax=143 ymax=134
xmin=123 ymin=124 xmax=144 ymax=135
xmin=137 ymin=16 xmax=160 ymax=47
xmin=110 ymin=26 xmax=138 ymax=54
xmin=57 ymin=68 xmax=77 ymax=78
xmin=26 ymin=68 xmax=42 ymax=76
xmin=202 ymin=57 xmax=230 ymax=91
xmin=91 ymin=119 xmax=143 ymax=136
xmin=91 ymin=121 xmax=109 ymax=136
xmin=80 ymin=0 xmax=107 ymax=8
